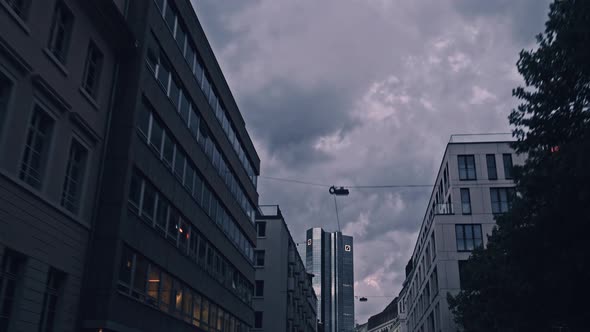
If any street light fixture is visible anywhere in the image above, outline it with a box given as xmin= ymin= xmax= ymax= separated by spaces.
xmin=329 ymin=186 xmax=349 ymax=196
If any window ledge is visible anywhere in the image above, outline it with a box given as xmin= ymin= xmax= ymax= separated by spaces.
xmin=0 ymin=2 xmax=30 ymax=36
xmin=42 ymin=48 xmax=69 ymax=77
xmin=79 ymin=86 xmax=100 ymax=111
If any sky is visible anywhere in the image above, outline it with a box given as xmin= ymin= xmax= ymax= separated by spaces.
xmin=190 ymin=0 xmax=551 ymax=325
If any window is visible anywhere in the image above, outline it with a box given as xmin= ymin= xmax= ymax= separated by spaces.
xmin=490 ymin=187 xmax=515 ymax=214
xmin=47 ymin=1 xmax=74 ymax=63
xmin=0 ymin=249 xmax=26 ymax=331
xmin=255 ymin=280 xmax=264 ymax=297
xmin=0 ymin=72 xmax=13 ymax=133
xmin=82 ymin=41 xmax=104 ymax=98
xmin=164 ymin=1 xmax=176 ymax=32
xmin=458 ymin=260 xmax=470 ymax=289
xmin=486 ymin=154 xmax=497 ymax=180
xmin=38 ymin=268 xmax=65 ymax=332
xmin=4 ymin=0 xmax=30 ymax=19
xmin=460 ymin=188 xmax=471 ymax=215
xmin=455 ymin=224 xmax=482 ymax=251
xmin=255 ymin=222 xmax=266 ymax=237
xmin=60 ymin=139 xmax=89 ymax=214
xmin=20 ymin=107 xmax=54 ymax=189
xmin=457 ymin=155 xmax=476 ymax=180
xmin=254 ymin=311 xmax=263 ymax=329
xmin=503 ymin=154 xmax=513 ymax=179
xmin=254 ymin=250 xmax=265 ymax=267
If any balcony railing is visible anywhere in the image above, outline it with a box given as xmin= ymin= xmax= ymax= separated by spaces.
xmin=434 ymin=203 xmax=453 ymax=215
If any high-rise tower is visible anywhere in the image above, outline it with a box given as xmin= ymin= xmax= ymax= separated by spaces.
xmin=306 ymin=228 xmax=355 ymax=332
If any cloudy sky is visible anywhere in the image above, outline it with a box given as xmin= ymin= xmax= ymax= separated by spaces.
xmin=191 ymin=0 xmax=551 ymax=324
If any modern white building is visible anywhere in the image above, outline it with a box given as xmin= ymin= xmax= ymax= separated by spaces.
xmin=397 ymin=134 xmax=524 ymax=332
xmin=253 ymin=205 xmax=318 ymax=332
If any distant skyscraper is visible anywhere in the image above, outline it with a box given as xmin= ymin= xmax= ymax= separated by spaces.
xmin=306 ymin=228 xmax=355 ymax=332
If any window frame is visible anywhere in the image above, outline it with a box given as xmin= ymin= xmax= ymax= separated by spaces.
xmin=455 ymin=224 xmax=482 ymax=252
xmin=47 ymin=1 xmax=74 ymax=64
xmin=82 ymin=40 xmax=104 ymax=99
xmin=502 ymin=153 xmax=514 ymax=180
xmin=486 ymin=154 xmax=497 ymax=180
xmin=457 ymin=155 xmax=476 ymax=181
xmin=19 ymin=104 xmax=55 ymax=189
xmin=60 ymin=138 xmax=89 ymax=214
xmin=460 ymin=188 xmax=471 ymax=215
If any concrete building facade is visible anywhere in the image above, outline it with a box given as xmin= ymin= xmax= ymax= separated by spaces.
xmin=252 ymin=205 xmax=318 ymax=332
xmin=0 ymin=0 xmax=132 ymax=331
xmin=367 ymin=298 xmax=399 ymax=332
xmin=397 ymin=135 xmax=523 ymax=332
xmin=306 ymin=228 xmax=354 ymax=332
xmin=79 ymin=0 xmax=261 ymax=331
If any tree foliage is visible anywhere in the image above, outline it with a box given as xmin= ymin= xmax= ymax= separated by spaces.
xmin=448 ymin=0 xmax=590 ymax=331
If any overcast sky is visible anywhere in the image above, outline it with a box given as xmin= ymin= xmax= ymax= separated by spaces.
xmin=191 ymin=0 xmax=551 ymax=324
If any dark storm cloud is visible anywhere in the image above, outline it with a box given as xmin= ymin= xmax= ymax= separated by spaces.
xmin=190 ymin=0 xmax=551 ymax=324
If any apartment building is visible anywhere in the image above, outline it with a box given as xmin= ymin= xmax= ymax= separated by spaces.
xmin=306 ymin=228 xmax=354 ymax=332
xmin=80 ymin=0 xmax=261 ymax=331
xmin=253 ymin=205 xmax=318 ymax=332
xmin=0 ymin=0 xmax=132 ymax=331
xmin=397 ymin=134 xmax=523 ymax=332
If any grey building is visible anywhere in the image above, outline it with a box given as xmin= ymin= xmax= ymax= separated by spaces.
xmin=306 ymin=228 xmax=354 ymax=332
xmin=367 ymin=298 xmax=399 ymax=332
xmin=0 ymin=0 xmax=132 ymax=331
xmin=397 ymin=134 xmax=523 ymax=332
xmin=253 ymin=205 xmax=318 ymax=332
xmin=79 ymin=0 xmax=261 ymax=331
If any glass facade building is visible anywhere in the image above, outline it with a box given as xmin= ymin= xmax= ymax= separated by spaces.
xmin=306 ymin=228 xmax=355 ymax=332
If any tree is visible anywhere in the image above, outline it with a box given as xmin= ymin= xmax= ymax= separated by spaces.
xmin=448 ymin=0 xmax=590 ymax=331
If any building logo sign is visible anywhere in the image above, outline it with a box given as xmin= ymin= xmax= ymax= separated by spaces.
xmin=344 ymin=245 xmax=351 ymax=252
xmin=307 ymin=239 xmax=312 ymax=246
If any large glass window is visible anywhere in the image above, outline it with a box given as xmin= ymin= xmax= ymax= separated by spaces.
xmin=460 ymin=188 xmax=471 ymax=215
xmin=20 ymin=107 xmax=54 ymax=189
xmin=490 ymin=187 xmax=515 ymax=214
xmin=61 ymin=139 xmax=88 ymax=214
xmin=486 ymin=154 xmax=497 ymax=180
xmin=457 ymin=155 xmax=476 ymax=180
xmin=47 ymin=1 xmax=74 ymax=63
xmin=455 ymin=224 xmax=482 ymax=251
xmin=503 ymin=154 xmax=514 ymax=179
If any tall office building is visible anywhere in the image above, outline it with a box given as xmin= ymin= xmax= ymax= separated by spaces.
xmin=252 ymin=205 xmax=318 ymax=332
xmin=80 ymin=0 xmax=261 ymax=331
xmin=0 ymin=1 xmax=132 ymax=331
xmin=396 ymin=134 xmax=523 ymax=332
xmin=306 ymin=228 xmax=354 ymax=332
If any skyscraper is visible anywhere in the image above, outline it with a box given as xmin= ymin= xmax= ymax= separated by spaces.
xmin=306 ymin=228 xmax=355 ymax=332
